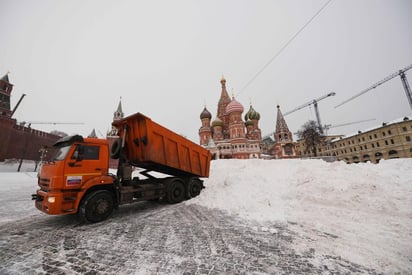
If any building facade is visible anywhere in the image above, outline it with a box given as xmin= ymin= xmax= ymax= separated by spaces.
xmin=199 ymin=77 xmax=262 ymax=159
xmin=298 ymin=117 xmax=412 ymax=163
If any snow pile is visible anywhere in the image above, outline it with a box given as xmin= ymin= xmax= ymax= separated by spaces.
xmin=188 ymin=158 xmax=412 ymax=272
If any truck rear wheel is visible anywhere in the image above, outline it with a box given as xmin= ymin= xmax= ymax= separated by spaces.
xmin=188 ymin=178 xmax=203 ymax=198
xmin=167 ymin=179 xmax=185 ymax=204
xmin=79 ymin=190 xmax=114 ymax=223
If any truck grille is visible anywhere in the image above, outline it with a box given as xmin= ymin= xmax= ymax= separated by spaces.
xmin=39 ymin=178 xmax=50 ymax=190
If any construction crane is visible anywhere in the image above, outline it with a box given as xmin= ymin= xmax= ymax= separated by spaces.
xmin=283 ymin=92 xmax=336 ymax=134
xmin=10 ymin=94 xmax=26 ymax=118
xmin=323 ymin=118 xmax=376 ymax=135
xmin=335 ymin=64 xmax=412 ymax=109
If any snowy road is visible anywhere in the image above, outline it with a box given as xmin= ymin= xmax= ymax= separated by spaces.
xmin=1 ymin=202 xmax=380 ymax=274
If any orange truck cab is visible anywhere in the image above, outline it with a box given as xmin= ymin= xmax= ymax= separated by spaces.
xmin=33 ymin=135 xmax=115 ymax=220
xmin=33 ymin=112 xmax=211 ymax=223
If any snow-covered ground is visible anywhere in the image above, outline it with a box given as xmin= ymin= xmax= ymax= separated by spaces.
xmin=188 ymin=158 xmax=412 ymax=273
xmin=1 ymin=158 xmax=411 ymax=273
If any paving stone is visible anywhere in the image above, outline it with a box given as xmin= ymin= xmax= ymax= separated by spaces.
xmin=0 ymin=202 xmax=382 ymax=274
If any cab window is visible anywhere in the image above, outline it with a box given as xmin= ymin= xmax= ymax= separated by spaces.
xmin=71 ymin=145 xmax=100 ymax=160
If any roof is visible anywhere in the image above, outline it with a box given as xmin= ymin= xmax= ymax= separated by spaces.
xmin=275 ymin=105 xmax=290 ymax=133
xmin=0 ymin=73 xmax=10 ymax=83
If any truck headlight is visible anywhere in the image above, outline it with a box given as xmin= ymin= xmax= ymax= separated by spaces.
xmin=48 ymin=197 xmax=56 ymax=203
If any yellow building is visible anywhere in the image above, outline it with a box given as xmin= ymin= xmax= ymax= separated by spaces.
xmin=298 ymin=117 xmax=412 ymax=163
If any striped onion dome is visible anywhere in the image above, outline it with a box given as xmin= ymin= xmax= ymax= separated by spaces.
xmin=245 ymin=119 xmax=254 ymax=127
xmin=226 ymin=96 xmax=244 ymax=114
xmin=244 ymin=105 xmax=260 ymax=121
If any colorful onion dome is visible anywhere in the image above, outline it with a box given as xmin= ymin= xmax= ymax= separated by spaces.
xmin=212 ymin=117 xmax=224 ymax=127
xmin=244 ymin=104 xmax=260 ymax=121
xmin=200 ymin=107 xmax=212 ymax=119
xmin=226 ymin=96 xmax=244 ymax=114
xmin=245 ymin=119 xmax=254 ymax=127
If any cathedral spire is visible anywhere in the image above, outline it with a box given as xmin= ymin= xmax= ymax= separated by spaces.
xmin=217 ymin=76 xmax=231 ymax=139
xmin=274 ymin=105 xmax=292 ymax=142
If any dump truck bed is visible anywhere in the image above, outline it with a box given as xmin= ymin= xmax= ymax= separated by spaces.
xmin=113 ymin=112 xmax=211 ymax=178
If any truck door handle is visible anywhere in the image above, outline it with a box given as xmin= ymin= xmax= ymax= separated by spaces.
xmin=95 ymin=168 xmax=102 ymax=171
xmin=68 ymin=162 xmax=81 ymax=167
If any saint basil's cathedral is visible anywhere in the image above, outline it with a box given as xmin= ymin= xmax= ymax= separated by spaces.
xmin=198 ymin=76 xmax=298 ymax=159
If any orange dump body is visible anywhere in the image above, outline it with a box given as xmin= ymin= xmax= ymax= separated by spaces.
xmin=113 ymin=112 xmax=211 ymax=178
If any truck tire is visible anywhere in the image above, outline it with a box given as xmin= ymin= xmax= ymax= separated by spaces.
xmin=167 ymin=179 xmax=185 ymax=204
xmin=79 ymin=190 xmax=114 ymax=223
xmin=110 ymin=139 xmax=121 ymax=159
xmin=187 ymin=178 xmax=203 ymax=198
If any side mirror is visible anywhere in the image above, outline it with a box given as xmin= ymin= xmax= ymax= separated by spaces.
xmin=71 ymin=145 xmax=84 ymax=161
xmin=77 ymin=146 xmax=84 ymax=161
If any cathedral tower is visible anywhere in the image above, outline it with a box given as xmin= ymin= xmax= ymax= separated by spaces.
xmin=198 ymin=106 xmax=212 ymax=146
xmin=217 ymin=76 xmax=231 ymax=139
xmin=274 ymin=105 xmax=292 ymax=142
xmin=273 ymin=105 xmax=297 ymax=158
xmin=244 ymin=104 xmax=262 ymax=141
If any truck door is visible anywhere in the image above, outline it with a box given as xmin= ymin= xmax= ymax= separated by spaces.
xmin=64 ymin=144 xmax=103 ymax=188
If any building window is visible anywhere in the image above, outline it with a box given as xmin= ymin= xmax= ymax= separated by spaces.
xmin=382 ymin=132 xmax=386 ymax=136
xmin=402 ymin=127 xmax=407 ymax=132
xmin=372 ymin=143 xmax=375 ymax=148
xmin=391 ymin=139 xmax=395 ymax=144
xmin=406 ymin=136 xmax=411 ymax=142
xmin=388 ymin=150 xmax=398 ymax=157
xmin=388 ymin=130 xmax=392 ymax=135
xmin=369 ymin=135 xmax=372 ymax=140
xmin=365 ymin=145 xmax=368 ymax=149
xmin=374 ymin=134 xmax=377 ymax=138
xmin=385 ymin=140 xmax=388 ymax=145
xmin=376 ymin=142 xmax=380 ymax=147
xmin=362 ymin=137 xmax=365 ymax=141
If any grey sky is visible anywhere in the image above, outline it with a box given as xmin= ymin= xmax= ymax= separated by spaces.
xmin=1 ymin=0 xmax=412 ymax=142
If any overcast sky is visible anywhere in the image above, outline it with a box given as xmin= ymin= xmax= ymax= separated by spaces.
xmin=1 ymin=0 xmax=412 ymax=142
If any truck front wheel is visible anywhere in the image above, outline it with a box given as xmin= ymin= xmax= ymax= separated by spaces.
xmin=167 ymin=179 xmax=185 ymax=204
xmin=79 ymin=190 xmax=114 ymax=223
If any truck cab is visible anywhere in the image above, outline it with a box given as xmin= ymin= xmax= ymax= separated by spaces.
xmin=34 ymin=135 xmax=115 ymax=218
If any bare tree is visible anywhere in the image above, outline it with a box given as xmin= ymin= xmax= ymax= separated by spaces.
xmin=296 ymin=120 xmax=324 ymax=157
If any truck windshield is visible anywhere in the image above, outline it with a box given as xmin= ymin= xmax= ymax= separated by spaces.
xmin=51 ymin=145 xmax=72 ymax=161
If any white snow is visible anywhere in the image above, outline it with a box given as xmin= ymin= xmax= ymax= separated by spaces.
xmin=187 ymin=158 xmax=412 ymax=273
xmin=1 ymin=158 xmax=411 ymax=273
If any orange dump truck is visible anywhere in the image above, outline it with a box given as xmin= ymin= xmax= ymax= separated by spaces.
xmin=32 ymin=112 xmax=211 ymax=222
